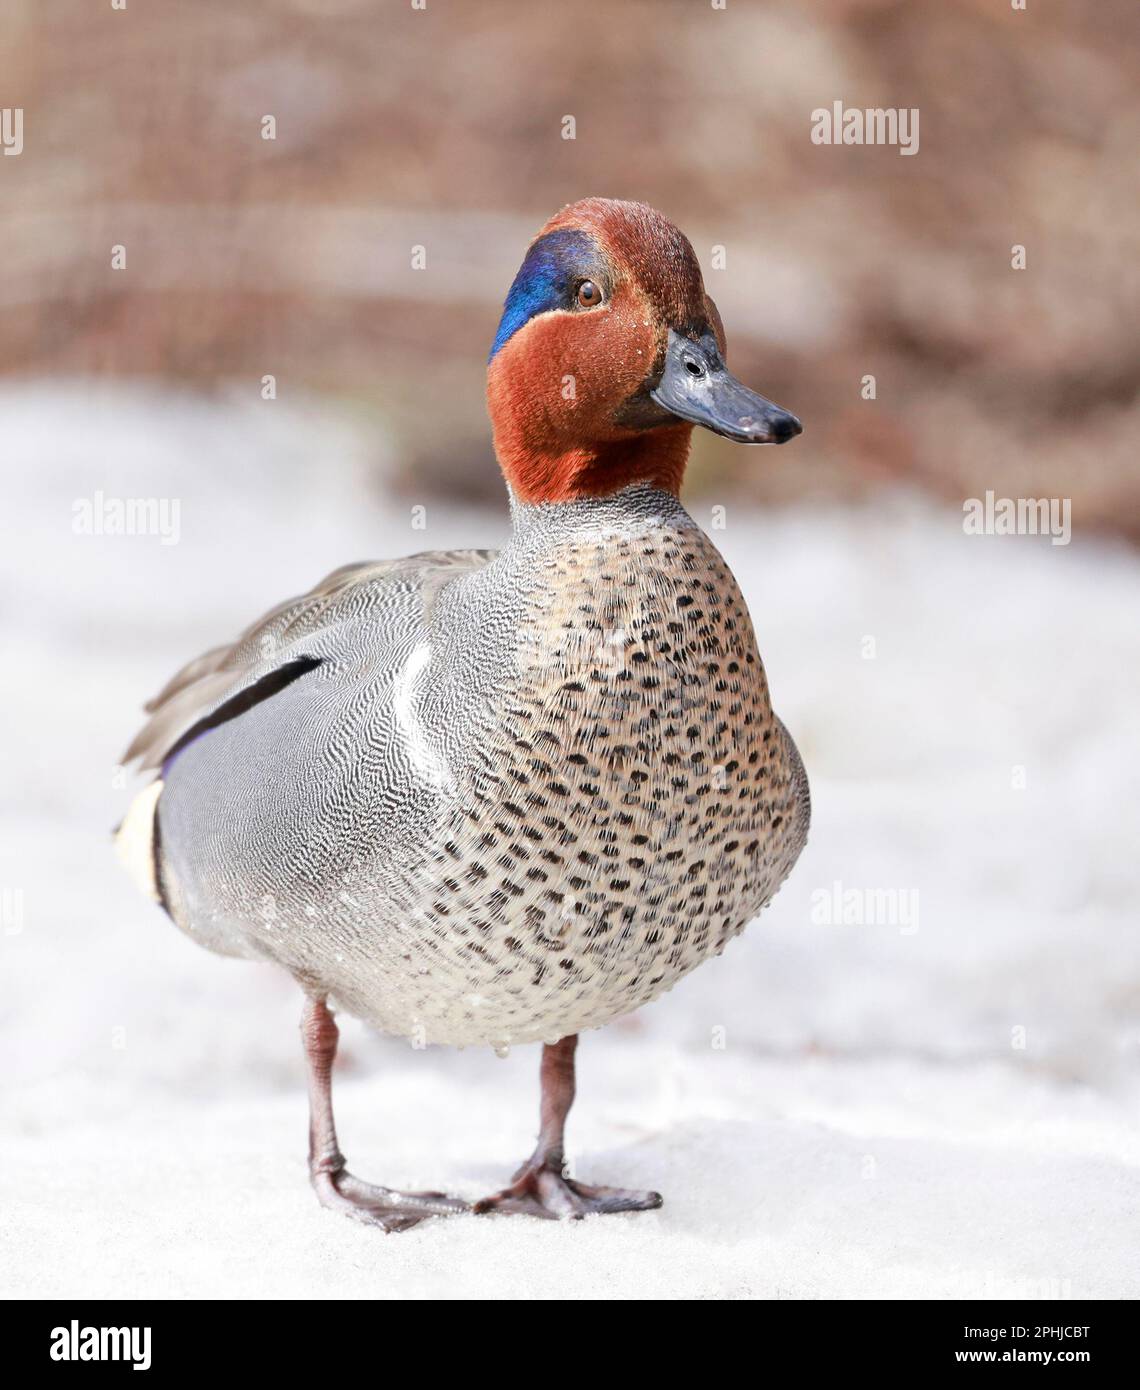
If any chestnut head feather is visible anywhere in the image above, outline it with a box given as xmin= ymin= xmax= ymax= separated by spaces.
xmin=487 ymin=198 xmax=801 ymax=505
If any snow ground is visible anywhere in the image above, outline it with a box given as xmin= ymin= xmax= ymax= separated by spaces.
xmin=2 ymin=383 xmax=1138 ymax=1300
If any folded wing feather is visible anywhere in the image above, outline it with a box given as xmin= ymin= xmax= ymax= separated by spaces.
xmin=122 ymin=549 xmax=496 ymax=772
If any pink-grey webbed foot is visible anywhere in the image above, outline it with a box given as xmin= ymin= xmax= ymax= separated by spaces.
xmin=302 ymin=996 xmax=467 ymax=1232
xmin=474 ymin=1158 xmax=662 ymax=1220
xmin=473 ymin=1035 xmax=663 ymax=1221
xmin=310 ymin=1162 xmax=467 ymax=1233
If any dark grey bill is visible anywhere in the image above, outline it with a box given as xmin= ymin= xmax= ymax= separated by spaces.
xmin=650 ymin=329 xmax=802 ymax=444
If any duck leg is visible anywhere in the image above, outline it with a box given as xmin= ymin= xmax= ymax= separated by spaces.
xmin=473 ymin=1035 xmax=663 ymax=1220
xmin=301 ymin=995 xmax=467 ymax=1231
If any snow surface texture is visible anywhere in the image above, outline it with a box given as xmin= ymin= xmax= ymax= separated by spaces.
xmin=2 ymin=384 xmax=1138 ymax=1300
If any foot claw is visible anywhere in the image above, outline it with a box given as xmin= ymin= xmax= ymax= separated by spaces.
xmin=474 ymin=1163 xmax=662 ymax=1221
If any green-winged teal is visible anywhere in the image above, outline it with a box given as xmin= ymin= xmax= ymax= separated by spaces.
xmin=118 ymin=198 xmax=809 ymax=1228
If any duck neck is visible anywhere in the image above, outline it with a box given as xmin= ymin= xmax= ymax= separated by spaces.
xmin=495 ymin=426 xmax=693 ymax=507
xmin=506 ymin=478 xmax=693 ymax=542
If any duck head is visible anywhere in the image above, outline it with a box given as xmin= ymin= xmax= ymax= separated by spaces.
xmin=487 ymin=197 xmax=802 ymax=505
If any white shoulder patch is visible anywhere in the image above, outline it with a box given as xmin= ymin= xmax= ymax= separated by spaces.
xmin=392 ymin=641 xmax=456 ymax=792
xmin=114 ymin=779 xmax=164 ymax=902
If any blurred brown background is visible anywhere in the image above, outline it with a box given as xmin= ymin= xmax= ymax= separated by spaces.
xmin=3 ymin=0 xmax=1138 ymax=532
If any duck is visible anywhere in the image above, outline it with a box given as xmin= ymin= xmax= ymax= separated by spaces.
xmin=116 ymin=197 xmax=810 ymax=1229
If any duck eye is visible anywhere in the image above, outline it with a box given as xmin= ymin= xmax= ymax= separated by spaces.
xmin=576 ymin=280 xmax=603 ymax=308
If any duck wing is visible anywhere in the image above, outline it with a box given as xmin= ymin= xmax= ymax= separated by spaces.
xmin=122 ymin=549 xmax=496 ymax=772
